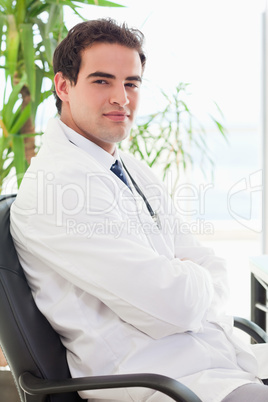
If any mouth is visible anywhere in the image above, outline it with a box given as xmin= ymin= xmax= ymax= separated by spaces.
xmin=103 ymin=111 xmax=130 ymax=122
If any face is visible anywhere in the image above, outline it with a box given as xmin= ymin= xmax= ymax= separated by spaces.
xmin=55 ymin=42 xmax=142 ymax=154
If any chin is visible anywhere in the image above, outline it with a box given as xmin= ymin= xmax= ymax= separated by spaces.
xmin=118 ymin=133 xmax=130 ymax=143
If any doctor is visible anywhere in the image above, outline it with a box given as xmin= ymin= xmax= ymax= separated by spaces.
xmin=10 ymin=18 xmax=268 ymax=401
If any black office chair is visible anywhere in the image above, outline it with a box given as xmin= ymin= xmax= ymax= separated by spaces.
xmin=0 ymin=194 xmax=267 ymax=402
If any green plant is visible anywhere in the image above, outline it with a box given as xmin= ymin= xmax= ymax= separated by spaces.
xmin=0 ymin=74 xmax=41 ymax=193
xmin=120 ymin=83 xmax=227 ymax=196
xmin=0 ymin=0 xmax=124 ymax=193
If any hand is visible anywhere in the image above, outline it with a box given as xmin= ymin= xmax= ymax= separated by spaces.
xmin=0 ymin=347 xmax=8 ymax=367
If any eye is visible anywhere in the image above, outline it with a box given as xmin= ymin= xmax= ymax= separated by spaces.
xmin=125 ymin=82 xmax=139 ymax=89
xmin=94 ymin=80 xmax=108 ymax=85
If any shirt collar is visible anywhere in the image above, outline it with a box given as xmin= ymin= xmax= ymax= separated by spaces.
xmin=58 ymin=119 xmax=119 ymax=170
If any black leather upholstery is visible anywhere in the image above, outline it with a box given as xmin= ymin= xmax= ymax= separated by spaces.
xmin=0 ymin=195 xmax=82 ymax=402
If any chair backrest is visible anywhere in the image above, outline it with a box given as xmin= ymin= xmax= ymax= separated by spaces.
xmin=0 ymin=195 xmax=82 ymax=402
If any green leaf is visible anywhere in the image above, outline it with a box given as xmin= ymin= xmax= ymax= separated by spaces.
xmin=93 ymin=0 xmax=125 ymax=6
xmin=36 ymin=19 xmax=57 ymax=65
xmin=12 ymin=134 xmax=26 ymax=188
xmin=0 ymin=0 xmax=11 ymax=14
xmin=57 ymin=0 xmax=125 ymax=7
xmin=28 ymin=2 xmax=49 ymax=18
xmin=2 ymin=74 xmax=27 ymax=130
xmin=71 ymin=7 xmax=87 ymax=22
xmin=6 ymin=14 xmax=20 ymax=80
xmin=0 ymin=132 xmax=9 ymax=164
xmin=16 ymin=0 xmax=26 ymax=25
xmin=10 ymin=102 xmax=31 ymax=134
xmin=32 ymin=65 xmax=44 ymax=119
xmin=209 ymin=114 xmax=228 ymax=141
xmin=19 ymin=23 xmax=36 ymax=102
xmin=213 ymin=101 xmax=225 ymax=119
xmin=0 ymin=14 xmax=6 ymax=59
xmin=0 ymin=158 xmax=13 ymax=182
xmin=46 ymin=3 xmax=63 ymax=35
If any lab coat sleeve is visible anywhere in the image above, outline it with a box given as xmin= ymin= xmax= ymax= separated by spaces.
xmin=173 ymin=218 xmax=229 ymax=320
xmin=137 ymin=158 xmax=229 ymax=321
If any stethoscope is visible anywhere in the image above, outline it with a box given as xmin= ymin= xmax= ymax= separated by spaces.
xmin=121 ymin=160 xmax=162 ymax=231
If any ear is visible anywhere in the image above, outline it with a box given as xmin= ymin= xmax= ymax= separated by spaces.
xmin=54 ymin=72 xmax=71 ymax=103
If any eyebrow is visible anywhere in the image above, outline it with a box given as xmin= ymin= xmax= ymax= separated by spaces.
xmin=87 ymin=71 xmax=142 ymax=82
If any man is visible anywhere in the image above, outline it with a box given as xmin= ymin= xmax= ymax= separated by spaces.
xmin=10 ymin=18 xmax=268 ymax=401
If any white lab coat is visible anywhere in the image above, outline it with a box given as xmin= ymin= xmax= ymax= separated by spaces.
xmin=10 ymin=118 xmax=268 ymax=402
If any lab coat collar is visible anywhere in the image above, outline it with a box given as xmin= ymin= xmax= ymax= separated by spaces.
xmin=57 ymin=118 xmax=119 ymax=170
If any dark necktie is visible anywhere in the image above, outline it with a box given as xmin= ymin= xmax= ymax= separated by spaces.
xmin=110 ymin=160 xmax=130 ymax=189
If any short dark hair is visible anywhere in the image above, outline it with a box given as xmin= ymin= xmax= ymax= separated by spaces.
xmin=53 ymin=18 xmax=146 ymax=114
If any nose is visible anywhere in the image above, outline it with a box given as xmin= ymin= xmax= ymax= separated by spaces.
xmin=109 ymin=84 xmax=129 ymax=107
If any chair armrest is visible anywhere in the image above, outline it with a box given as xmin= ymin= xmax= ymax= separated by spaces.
xmin=19 ymin=371 xmax=202 ymax=402
xmin=234 ymin=316 xmax=268 ymax=343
